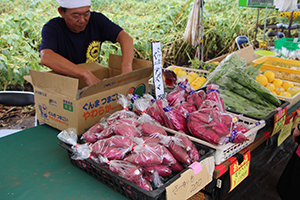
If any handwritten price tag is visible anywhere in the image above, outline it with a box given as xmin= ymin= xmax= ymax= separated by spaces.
xmin=229 ymin=151 xmax=251 ymax=192
xmin=151 ymin=41 xmax=165 ymax=100
xmin=272 ymin=107 xmax=287 ymax=137
xmin=166 ymin=165 xmax=211 ymax=200
xmin=278 ymin=115 xmax=294 ymax=146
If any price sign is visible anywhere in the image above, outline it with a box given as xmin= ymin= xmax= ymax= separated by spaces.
xmin=292 ymin=109 xmax=300 ymax=129
xmin=272 ymin=107 xmax=287 ymax=137
xmin=229 ymin=151 xmax=251 ymax=192
xmin=151 ymin=41 xmax=165 ymax=100
xmin=278 ymin=115 xmax=294 ymax=146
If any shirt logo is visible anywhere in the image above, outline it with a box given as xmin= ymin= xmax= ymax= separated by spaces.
xmin=86 ymin=41 xmax=101 ymax=63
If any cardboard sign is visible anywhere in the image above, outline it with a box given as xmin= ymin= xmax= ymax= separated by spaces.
xmin=229 ymin=151 xmax=251 ymax=192
xmin=278 ymin=115 xmax=294 ymax=146
xmin=166 ymin=156 xmax=214 ymax=200
xmin=151 ymin=41 xmax=165 ymax=100
xmin=166 ymin=165 xmax=211 ymax=200
xmin=272 ymin=107 xmax=287 ymax=137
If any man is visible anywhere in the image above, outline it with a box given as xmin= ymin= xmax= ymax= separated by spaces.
xmin=40 ymin=0 xmax=134 ymax=86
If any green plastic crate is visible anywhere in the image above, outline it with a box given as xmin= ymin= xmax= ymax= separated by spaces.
xmin=275 ymin=37 xmax=300 ymax=51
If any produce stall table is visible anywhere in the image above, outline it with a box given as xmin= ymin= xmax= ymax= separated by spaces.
xmin=0 ymin=124 xmax=208 ymax=200
xmin=2 ymin=102 xmax=299 ymax=200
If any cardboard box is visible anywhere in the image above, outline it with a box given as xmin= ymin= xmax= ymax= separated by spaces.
xmin=25 ymin=54 xmax=152 ymax=134
xmin=207 ymin=45 xmax=257 ymax=65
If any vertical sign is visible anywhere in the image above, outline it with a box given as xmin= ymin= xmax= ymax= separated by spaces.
xmin=229 ymin=151 xmax=251 ymax=192
xmin=151 ymin=41 xmax=165 ymax=100
xmin=272 ymin=107 xmax=287 ymax=137
xmin=278 ymin=114 xmax=295 ymax=146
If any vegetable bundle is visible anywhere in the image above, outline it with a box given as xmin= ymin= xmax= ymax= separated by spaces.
xmin=207 ymin=53 xmax=281 ymax=118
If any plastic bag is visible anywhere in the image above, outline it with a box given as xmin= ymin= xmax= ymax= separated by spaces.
xmin=106 ymin=93 xmax=138 ymax=125
xmin=57 ymin=128 xmax=92 ymax=160
xmin=98 ymin=156 xmax=153 ymax=191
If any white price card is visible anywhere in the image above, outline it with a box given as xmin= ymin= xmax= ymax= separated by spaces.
xmin=151 ymin=41 xmax=165 ymax=100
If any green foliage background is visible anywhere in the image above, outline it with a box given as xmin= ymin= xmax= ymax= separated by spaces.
xmin=0 ymin=0 xmax=294 ymax=90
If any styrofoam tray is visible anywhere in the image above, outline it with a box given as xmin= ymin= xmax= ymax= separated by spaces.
xmin=163 ymin=113 xmax=266 ymax=165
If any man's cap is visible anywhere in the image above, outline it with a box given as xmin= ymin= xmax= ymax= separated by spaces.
xmin=56 ymin=0 xmax=91 ymax=9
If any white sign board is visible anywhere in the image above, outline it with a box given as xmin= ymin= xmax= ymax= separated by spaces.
xmin=151 ymin=41 xmax=165 ymax=100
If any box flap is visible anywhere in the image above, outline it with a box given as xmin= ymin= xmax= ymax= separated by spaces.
xmin=24 ymin=75 xmax=32 ymax=84
xmin=29 ymin=69 xmax=79 ymax=99
xmin=108 ymin=54 xmax=152 ymax=76
xmin=79 ymin=66 xmax=153 ymax=99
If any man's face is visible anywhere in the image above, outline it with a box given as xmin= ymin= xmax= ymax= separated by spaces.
xmin=59 ymin=6 xmax=91 ymax=33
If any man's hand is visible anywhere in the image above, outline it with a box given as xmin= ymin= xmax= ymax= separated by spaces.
xmin=116 ymin=30 xmax=134 ymax=74
xmin=82 ymin=70 xmax=101 ymax=86
xmin=40 ymin=49 xmax=100 ymax=86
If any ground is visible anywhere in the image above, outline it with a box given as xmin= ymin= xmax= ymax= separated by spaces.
xmin=0 ymin=104 xmax=36 ymax=130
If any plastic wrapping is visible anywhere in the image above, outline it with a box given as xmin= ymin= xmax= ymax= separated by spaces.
xmin=91 ymin=136 xmax=134 ymax=160
xmin=98 ymin=156 xmax=153 ymax=191
xmin=145 ymin=99 xmax=167 ymax=126
xmin=162 ymin=100 xmax=188 ymax=134
xmin=57 ymin=128 xmax=92 ymax=160
xmin=106 ymin=93 xmax=138 ymax=125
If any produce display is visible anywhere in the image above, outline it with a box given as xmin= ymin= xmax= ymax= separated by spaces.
xmin=57 ymin=94 xmax=204 ymax=191
xmin=255 ymin=70 xmax=300 ymax=98
xmin=207 ymin=53 xmax=282 ymax=118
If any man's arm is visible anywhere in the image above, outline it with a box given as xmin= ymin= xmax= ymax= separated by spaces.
xmin=40 ymin=49 xmax=100 ymax=86
xmin=116 ymin=30 xmax=134 ymax=74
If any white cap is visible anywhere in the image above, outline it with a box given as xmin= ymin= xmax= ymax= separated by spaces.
xmin=56 ymin=0 xmax=91 ymax=9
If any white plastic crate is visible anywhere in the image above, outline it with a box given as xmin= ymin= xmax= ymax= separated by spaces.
xmin=163 ymin=113 xmax=266 ymax=165
xmin=148 ymin=65 xmax=210 ymax=96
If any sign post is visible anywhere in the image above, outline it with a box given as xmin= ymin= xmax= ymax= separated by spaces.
xmin=151 ymin=41 xmax=165 ymax=100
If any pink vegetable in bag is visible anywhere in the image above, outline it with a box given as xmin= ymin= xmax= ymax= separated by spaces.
xmin=106 ymin=93 xmax=138 ymax=125
xmin=209 ymin=121 xmax=231 ymax=137
xmin=139 ymin=122 xmax=167 ymax=136
xmin=82 ymin=122 xmax=106 ymax=143
xmin=92 ymin=141 xmax=127 ymax=160
xmin=113 ymin=123 xmax=139 ymax=137
xmin=168 ymin=141 xmax=191 ymax=165
xmin=146 ymin=99 xmax=166 ymax=126
xmin=177 ymin=135 xmax=200 ymax=162
xmin=124 ymin=143 xmax=164 ymax=166
xmin=205 ymin=84 xmax=225 ymax=112
xmin=173 ymin=101 xmax=196 ymax=118
xmin=167 ymin=81 xmax=187 ymax=106
xmin=98 ymin=156 xmax=152 ymax=191
xmin=188 ymin=121 xmax=220 ymax=145
xmin=144 ymin=164 xmax=172 ymax=177
xmin=170 ymin=161 xmax=184 ymax=172
xmin=188 ymin=110 xmax=212 ymax=124
xmin=103 ymin=135 xmax=135 ymax=149
xmin=162 ymin=104 xmax=188 ymax=134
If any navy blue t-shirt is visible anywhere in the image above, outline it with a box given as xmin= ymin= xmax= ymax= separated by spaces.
xmin=39 ymin=12 xmax=123 ymax=64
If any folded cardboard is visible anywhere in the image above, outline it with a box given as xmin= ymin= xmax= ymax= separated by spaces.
xmin=207 ymin=45 xmax=257 ymax=65
xmin=25 ymin=54 xmax=152 ymax=134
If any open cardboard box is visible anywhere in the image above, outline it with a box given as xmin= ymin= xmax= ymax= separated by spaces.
xmin=25 ymin=54 xmax=152 ymax=134
xmin=207 ymin=45 xmax=258 ymax=65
